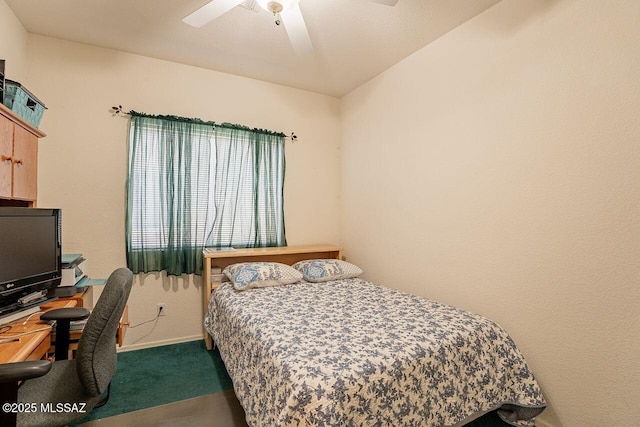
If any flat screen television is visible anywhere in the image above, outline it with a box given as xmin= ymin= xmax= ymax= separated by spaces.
xmin=0 ymin=207 xmax=62 ymax=320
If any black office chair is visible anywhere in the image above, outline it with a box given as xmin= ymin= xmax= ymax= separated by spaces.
xmin=0 ymin=268 xmax=133 ymax=427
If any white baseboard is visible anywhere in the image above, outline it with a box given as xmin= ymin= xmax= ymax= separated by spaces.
xmin=117 ymin=334 xmax=203 ymax=352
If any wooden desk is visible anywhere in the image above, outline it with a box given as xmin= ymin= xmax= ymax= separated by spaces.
xmin=0 ymin=294 xmax=129 ymax=364
xmin=0 ymin=299 xmax=77 ymax=364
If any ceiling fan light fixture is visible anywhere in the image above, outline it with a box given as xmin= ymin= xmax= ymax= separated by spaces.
xmin=255 ymin=0 xmax=299 ymax=15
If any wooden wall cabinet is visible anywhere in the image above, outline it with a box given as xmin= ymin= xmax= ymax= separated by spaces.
xmin=0 ymin=102 xmax=45 ymax=207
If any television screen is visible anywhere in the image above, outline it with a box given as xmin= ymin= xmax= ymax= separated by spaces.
xmin=0 ymin=207 xmax=61 ymax=319
xmin=0 ymin=215 xmax=58 ymax=284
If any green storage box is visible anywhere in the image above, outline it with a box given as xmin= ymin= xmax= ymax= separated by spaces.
xmin=3 ymin=79 xmax=46 ymax=127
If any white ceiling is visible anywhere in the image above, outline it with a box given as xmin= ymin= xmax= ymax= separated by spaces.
xmin=6 ymin=0 xmax=501 ymax=97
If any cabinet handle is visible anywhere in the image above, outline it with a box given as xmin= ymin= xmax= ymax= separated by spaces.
xmin=1 ymin=155 xmax=12 ymax=162
xmin=13 ymin=158 xmax=23 ymax=165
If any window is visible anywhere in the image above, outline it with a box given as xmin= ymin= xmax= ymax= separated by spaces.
xmin=126 ymin=114 xmax=286 ymax=275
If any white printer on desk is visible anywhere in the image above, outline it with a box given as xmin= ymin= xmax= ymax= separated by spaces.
xmin=61 ymin=254 xmax=88 ymax=287
xmin=54 ymin=254 xmax=88 ymax=297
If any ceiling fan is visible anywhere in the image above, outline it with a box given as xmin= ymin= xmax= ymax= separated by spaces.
xmin=183 ymin=0 xmax=399 ymax=55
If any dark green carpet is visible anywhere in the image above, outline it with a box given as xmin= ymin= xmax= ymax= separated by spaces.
xmin=73 ymin=340 xmax=232 ymax=424
xmin=74 ymin=339 xmax=510 ymax=426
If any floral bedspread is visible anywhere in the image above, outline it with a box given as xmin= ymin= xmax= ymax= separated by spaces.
xmin=204 ymin=278 xmax=546 ymax=426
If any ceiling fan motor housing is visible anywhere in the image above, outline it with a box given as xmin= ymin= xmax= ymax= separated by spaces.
xmin=267 ymin=1 xmax=283 ymax=13
xmin=256 ymin=0 xmax=299 ymax=14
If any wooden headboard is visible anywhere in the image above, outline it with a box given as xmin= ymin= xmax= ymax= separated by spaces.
xmin=202 ymin=245 xmax=342 ymax=349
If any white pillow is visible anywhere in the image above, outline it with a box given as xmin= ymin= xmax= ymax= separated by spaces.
xmin=223 ymin=262 xmax=303 ymax=291
xmin=292 ymin=259 xmax=363 ymax=283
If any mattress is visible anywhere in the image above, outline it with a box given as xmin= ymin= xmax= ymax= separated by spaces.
xmin=204 ymin=278 xmax=546 ymax=426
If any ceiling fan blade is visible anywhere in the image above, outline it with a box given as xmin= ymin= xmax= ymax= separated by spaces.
xmin=369 ymin=0 xmax=399 ymax=5
xmin=280 ymin=3 xmax=313 ymax=55
xmin=183 ymin=0 xmax=244 ymax=27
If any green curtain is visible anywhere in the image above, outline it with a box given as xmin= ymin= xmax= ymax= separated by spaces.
xmin=125 ymin=115 xmax=286 ymax=276
xmin=207 ymin=127 xmax=286 ymax=248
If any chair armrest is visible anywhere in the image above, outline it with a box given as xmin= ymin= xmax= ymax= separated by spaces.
xmin=42 ymin=307 xmax=90 ymax=361
xmin=0 ymin=360 xmax=52 ymax=383
xmin=41 ymin=307 xmax=90 ymax=322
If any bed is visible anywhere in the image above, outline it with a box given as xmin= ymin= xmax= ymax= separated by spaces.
xmin=202 ymin=245 xmax=546 ymax=426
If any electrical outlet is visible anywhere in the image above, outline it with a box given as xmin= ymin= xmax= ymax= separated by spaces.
xmin=157 ymin=303 xmax=166 ymax=316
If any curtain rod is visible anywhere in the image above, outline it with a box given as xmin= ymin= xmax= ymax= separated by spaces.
xmin=110 ymin=105 xmax=298 ymax=142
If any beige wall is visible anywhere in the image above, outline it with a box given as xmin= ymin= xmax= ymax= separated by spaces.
xmin=0 ymin=0 xmax=28 ymax=81
xmin=341 ymin=0 xmax=640 ymax=425
xmin=21 ymin=35 xmax=341 ymax=349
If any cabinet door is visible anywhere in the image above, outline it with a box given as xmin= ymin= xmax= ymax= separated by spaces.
xmin=12 ymin=125 xmax=38 ymax=201
xmin=0 ymin=116 xmax=12 ymax=198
